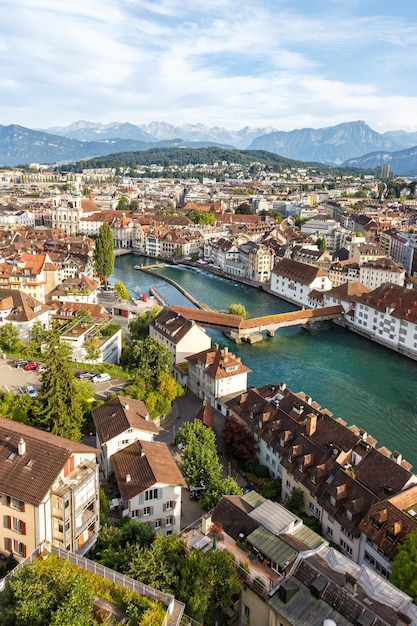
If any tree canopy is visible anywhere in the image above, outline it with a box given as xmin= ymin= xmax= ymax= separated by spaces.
xmin=390 ymin=529 xmax=417 ymax=600
xmin=228 ymin=303 xmax=247 ymax=318
xmin=35 ymin=327 xmax=85 ymax=440
xmin=129 ymin=336 xmax=172 ymax=384
xmin=114 ymin=281 xmax=129 ymax=300
xmin=128 ymin=304 xmax=163 ymax=341
xmin=176 ymin=420 xmax=242 ymax=510
xmin=94 ymin=223 xmax=114 ymax=285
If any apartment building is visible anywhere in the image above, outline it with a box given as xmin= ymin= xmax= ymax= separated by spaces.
xmin=270 ymin=258 xmax=332 ymax=307
xmin=150 ymin=308 xmax=211 ymax=366
xmin=0 ymin=418 xmax=100 ymax=560
xmin=226 ymin=382 xmax=417 ymax=572
xmin=92 ymin=396 xmax=186 ymax=534
xmin=186 ymin=345 xmax=251 ymax=413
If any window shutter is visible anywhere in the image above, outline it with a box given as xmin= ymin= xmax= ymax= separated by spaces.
xmin=7 ymin=516 xmax=11 ymax=530
xmin=7 ymin=538 xmax=12 ymax=552
xmin=150 ymin=506 xmax=154 ymax=516
xmin=21 ymin=502 xmax=25 ymax=513
xmin=23 ymin=544 xmax=27 ymax=558
xmin=22 ymin=522 xmax=26 ymax=536
xmin=6 ymin=496 xmax=10 ymax=507
xmin=138 ymin=493 xmax=144 ymax=505
xmin=163 ymin=502 xmax=167 ymax=512
xmin=138 ymin=509 xmax=143 ymax=518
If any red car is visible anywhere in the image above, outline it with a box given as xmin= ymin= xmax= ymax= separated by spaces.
xmin=24 ymin=361 xmax=41 ymax=371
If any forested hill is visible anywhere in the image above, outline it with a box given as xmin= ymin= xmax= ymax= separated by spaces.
xmin=61 ymin=146 xmax=325 ymax=172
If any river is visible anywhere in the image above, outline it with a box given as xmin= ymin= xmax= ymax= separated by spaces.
xmin=111 ymin=254 xmax=417 ymax=468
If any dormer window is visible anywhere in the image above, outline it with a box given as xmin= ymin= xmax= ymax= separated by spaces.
xmin=279 ymin=438 xmax=284 ymax=447
xmin=299 ymin=463 xmax=304 ymax=473
xmin=287 ymin=454 xmax=292 ymax=463
xmin=258 ymin=420 xmax=262 ymax=429
xmin=346 ymin=509 xmax=353 ymax=521
xmin=311 ymin=474 xmax=316 ymax=484
xmin=330 ymin=495 xmax=336 ymax=507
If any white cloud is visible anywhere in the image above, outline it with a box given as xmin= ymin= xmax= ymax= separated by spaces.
xmin=0 ymin=0 xmax=416 ymax=131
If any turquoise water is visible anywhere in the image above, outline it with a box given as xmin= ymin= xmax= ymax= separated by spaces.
xmin=112 ymin=255 xmax=417 ymax=467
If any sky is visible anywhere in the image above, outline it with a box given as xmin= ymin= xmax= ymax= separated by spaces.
xmin=1 ymin=0 xmax=417 ymax=133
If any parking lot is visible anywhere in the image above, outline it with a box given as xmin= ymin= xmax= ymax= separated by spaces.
xmin=0 ymin=359 xmax=130 ymax=399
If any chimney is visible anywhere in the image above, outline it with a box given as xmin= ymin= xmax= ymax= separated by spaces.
xmin=345 ymin=571 xmax=358 ymax=594
xmin=126 ymin=474 xmax=131 ymax=483
xmin=306 ymin=413 xmax=317 ymax=437
xmin=393 ymin=450 xmax=402 ymax=465
xmin=140 ymin=448 xmax=145 ymax=457
xmin=224 ymin=346 xmax=228 ymax=355
xmin=124 ymin=402 xmax=129 ymax=410
xmin=18 ymin=437 xmax=26 ymax=456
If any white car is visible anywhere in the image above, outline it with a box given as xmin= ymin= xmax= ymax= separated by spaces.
xmin=92 ymin=373 xmax=111 ymax=383
xmin=26 ymin=385 xmax=38 ymax=398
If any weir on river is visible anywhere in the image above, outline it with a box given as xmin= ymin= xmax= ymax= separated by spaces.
xmin=111 ymin=254 xmax=417 ymax=468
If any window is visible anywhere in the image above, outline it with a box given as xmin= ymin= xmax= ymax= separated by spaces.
xmin=346 ymin=509 xmax=353 ymax=521
xmin=339 ymin=539 xmax=353 ymax=556
xmin=341 ymin=526 xmax=354 ymax=540
xmin=164 ymin=501 xmax=174 ymax=511
xmin=243 ymin=605 xmax=250 ymax=620
xmin=286 ymin=480 xmax=291 ymax=489
xmin=327 ymin=526 xmax=333 ymax=537
xmin=9 ymin=498 xmax=24 ymax=512
xmin=145 ymin=489 xmax=159 ymax=501
xmin=330 ymin=495 xmax=336 ymax=506
xmin=165 ymin=516 xmax=173 ymax=526
xmin=12 ymin=518 xmax=25 ymax=534
xmin=13 ymin=540 xmax=26 ymax=557
xmin=143 ymin=506 xmax=152 ymax=516
xmin=131 ymin=510 xmax=139 ymax=518
xmin=154 ymin=519 xmax=161 ymax=530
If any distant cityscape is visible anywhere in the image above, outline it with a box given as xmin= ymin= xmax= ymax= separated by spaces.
xmin=1 ymin=154 xmax=417 ymax=624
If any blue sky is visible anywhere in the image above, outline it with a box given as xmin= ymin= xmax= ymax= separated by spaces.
xmin=1 ymin=0 xmax=417 ymax=132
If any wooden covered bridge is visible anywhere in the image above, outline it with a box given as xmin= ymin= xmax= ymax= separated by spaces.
xmin=171 ymin=305 xmax=344 ymax=343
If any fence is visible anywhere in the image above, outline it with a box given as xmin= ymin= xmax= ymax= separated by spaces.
xmin=0 ymin=544 xmax=180 ymax=626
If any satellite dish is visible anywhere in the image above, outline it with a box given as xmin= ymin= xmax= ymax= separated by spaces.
xmin=323 ymin=620 xmax=337 ymax=626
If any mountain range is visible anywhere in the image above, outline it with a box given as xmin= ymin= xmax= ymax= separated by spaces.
xmin=0 ymin=120 xmax=417 ymax=173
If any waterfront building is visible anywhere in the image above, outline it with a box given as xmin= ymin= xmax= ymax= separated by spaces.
xmin=150 ymin=307 xmax=211 ymax=367
xmin=226 ymin=381 xmax=417 ymax=571
xmin=238 ymin=241 xmax=275 ymax=282
xmin=270 ymin=258 xmax=332 ymax=306
xmin=0 ymin=418 xmax=100 ymax=560
xmin=347 ymin=283 xmax=417 ymax=359
xmin=186 ymin=344 xmax=250 ymax=413
xmin=359 ymin=257 xmax=405 ymax=289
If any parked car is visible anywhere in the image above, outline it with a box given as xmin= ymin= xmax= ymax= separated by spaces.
xmin=75 ymin=371 xmax=95 ymax=379
xmin=26 ymin=385 xmax=38 ymax=398
xmin=36 ymin=364 xmax=46 ymax=374
xmin=14 ymin=359 xmax=28 ymax=368
xmin=92 ymin=373 xmax=111 ymax=383
xmin=24 ymin=361 xmax=41 ymax=371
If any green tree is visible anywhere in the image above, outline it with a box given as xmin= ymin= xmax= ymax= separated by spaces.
xmin=6 ymin=556 xmax=94 ymax=626
xmin=390 ymin=529 xmax=417 ymax=599
xmin=35 ymin=328 xmax=85 ymax=440
xmin=94 ymin=222 xmax=114 ymax=287
xmin=228 ymin=303 xmax=247 ymax=318
xmin=286 ymin=487 xmax=304 ymax=515
xmin=129 ymin=304 xmax=163 ymax=341
xmin=29 ymin=321 xmax=49 ymax=345
xmin=83 ymin=337 xmax=101 ymax=364
xmin=0 ymin=323 xmax=20 ymax=352
xmin=315 ymin=237 xmax=327 ymax=252
xmin=129 ymin=336 xmax=172 ymax=384
xmin=177 ymin=420 xmax=222 ymax=490
xmin=200 ymin=476 xmax=243 ymax=511
xmin=114 ymin=281 xmax=129 ymax=300
xmin=128 ymin=534 xmax=185 ymax=594
xmin=117 ymin=196 xmax=129 ymax=211
xmin=235 ymin=202 xmax=252 ymax=214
